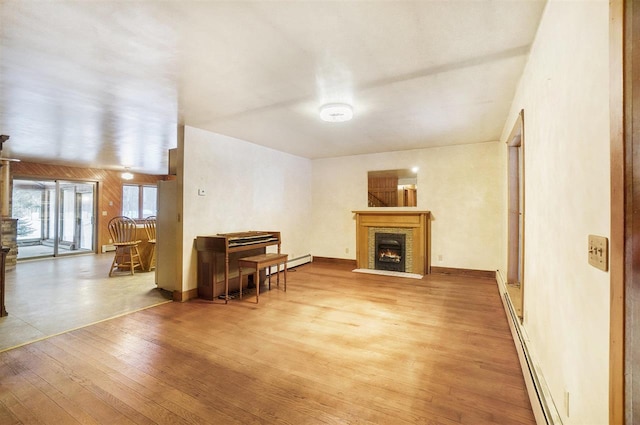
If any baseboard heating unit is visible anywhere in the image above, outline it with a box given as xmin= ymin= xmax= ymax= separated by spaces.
xmin=497 ymin=272 xmax=562 ymax=425
xmin=267 ymin=254 xmax=311 ymax=275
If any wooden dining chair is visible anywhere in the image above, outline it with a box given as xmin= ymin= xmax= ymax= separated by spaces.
xmin=144 ymin=216 xmax=157 ymax=272
xmin=108 ymin=216 xmax=143 ymax=276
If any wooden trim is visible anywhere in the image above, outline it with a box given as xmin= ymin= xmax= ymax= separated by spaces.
xmin=357 ymin=214 xmax=422 ymax=227
xmin=610 ymin=0 xmax=626 ymax=423
xmin=173 ymin=288 xmax=197 ymax=302
xmin=352 ymin=210 xmax=431 ymax=215
xmin=352 ymin=210 xmax=431 ymax=275
xmin=506 ymin=110 xmax=524 ymax=283
xmin=312 ymin=256 xmax=357 ymax=268
xmin=506 ymin=110 xmax=525 ymax=320
xmin=431 ymin=266 xmax=495 ymax=279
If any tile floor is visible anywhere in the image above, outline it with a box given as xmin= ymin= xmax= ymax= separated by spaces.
xmin=0 ymin=253 xmax=172 ymax=351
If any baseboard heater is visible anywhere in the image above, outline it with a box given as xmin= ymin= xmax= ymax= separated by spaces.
xmin=267 ymin=254 xmax=311 ymax=274
xmin=101 ymin=244 xmax=116 ymax=253
xmin=502 ymin=290 xmax=561 ymax=425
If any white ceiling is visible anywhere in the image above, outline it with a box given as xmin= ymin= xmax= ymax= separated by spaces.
xmin=0 ymin=0 xmax=546 ymax=175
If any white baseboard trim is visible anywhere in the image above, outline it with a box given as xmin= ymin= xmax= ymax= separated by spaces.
xmin=496 ymin=270 xmax=562 ymax=425
xmin=101 ymin=244 xmax=116 ymax=253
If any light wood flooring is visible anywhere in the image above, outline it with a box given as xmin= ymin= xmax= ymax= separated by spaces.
xmin=0 ymin=261 xmax=534 ymax=425
xmin=0 ymin=254 xmax=171 ymax=351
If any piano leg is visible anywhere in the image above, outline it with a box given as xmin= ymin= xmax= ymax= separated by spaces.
xmin=224 ymin=253 xmax=229 ymax=304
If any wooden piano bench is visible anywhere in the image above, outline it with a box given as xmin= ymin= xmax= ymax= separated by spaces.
xmin=237 ymin=253 xmax=288 ymax=303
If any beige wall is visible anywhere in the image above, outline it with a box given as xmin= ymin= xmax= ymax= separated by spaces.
xmin=173 ymin=126 xmax=505 ymax=291
xmin=311 ymin=142 xmax=504 ymax=271
xmin=179 ymin=126 xmax=313 ymax=291
xmin=499 ymin=1 xmax=610 ymax=423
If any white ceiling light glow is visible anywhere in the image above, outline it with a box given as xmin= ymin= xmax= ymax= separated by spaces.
xmin=121 ymin=169 xmax=134 ymax=180
xmin=319 ymin=103 xmax=353 ymax=122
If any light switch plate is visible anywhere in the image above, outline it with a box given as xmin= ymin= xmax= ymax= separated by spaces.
xmin=588 ymin=235 xmax=608 ymax=271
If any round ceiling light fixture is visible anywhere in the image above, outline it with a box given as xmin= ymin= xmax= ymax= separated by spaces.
xmin=121 ymin=168 xmax=134 ymax=180
xmin=319 ymin=103 xmax=353 ymax=122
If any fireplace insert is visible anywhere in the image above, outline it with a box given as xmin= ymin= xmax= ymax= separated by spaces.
xmin=374 ymin=233 xmax=406 ymax=272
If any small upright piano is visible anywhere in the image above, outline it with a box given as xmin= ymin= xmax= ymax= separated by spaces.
xmin=195 ymin=231 xmax=281 ymax=302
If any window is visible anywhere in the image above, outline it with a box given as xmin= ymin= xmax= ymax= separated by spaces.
xmin=122 ymin=184 xmax=157 ymax=219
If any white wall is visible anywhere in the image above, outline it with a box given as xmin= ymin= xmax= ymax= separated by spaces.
xmin=500 ymin=1 xmax=610 ymax=423
xmin=311 ymin=142 xmax=504 ymax=271
xmin=180 ymin=126 xmax=313 ymax=291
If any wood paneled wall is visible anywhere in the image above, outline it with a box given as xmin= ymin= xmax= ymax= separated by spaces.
xmin=368 ymin=176 xmax=398 ymax=207
xmin=10 ymin=162 xmax=168 ymax=252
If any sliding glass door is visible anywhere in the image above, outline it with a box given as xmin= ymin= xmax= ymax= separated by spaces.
xmin=13 ymin=179 xmax=96 ymax=259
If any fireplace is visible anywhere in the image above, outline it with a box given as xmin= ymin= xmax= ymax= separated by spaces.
xmin=374 ymin=233 xmax=406 ymax=272
xmin=354 ymin=210 xmax=430 ymax=275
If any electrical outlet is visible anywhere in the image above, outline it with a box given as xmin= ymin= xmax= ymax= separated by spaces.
xmin=438 ymin=254 xmax=443 ymax=262
xmin=588 ymin=235 xmax=608 ymax=271
xmin=345 ymin=247 xmax=349 ymax=254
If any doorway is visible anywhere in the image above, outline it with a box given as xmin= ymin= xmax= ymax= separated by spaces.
xmin=507 ymin=110 xmax=525 ymax=319
xmin=12 ymin=178 xmax=96 ymax=259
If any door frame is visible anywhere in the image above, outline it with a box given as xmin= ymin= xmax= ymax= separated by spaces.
xmin=12 ymin=177 xmax=98 ymax=259
xmin=610 ymin=0 xmax=638 ymax=423
xmin=506 ymin=110 xmax=525 ymax=319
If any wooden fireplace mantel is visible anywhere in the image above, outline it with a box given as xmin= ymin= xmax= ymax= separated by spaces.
xmin=352 ymin=210 xmax=431 ymax=275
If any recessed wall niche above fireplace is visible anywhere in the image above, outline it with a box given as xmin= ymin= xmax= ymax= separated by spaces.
xmin=353 ymin=210 xmax=430 ymax=275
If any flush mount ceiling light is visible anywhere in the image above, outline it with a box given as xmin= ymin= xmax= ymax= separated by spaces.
xmin=319 ymin=103 xmax=353 ymax=122
xmin=121 ymin=169 xmax=134 ymax=180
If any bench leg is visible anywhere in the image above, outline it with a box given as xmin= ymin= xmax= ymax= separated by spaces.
xmin=255 ymin=271 xmax=259 ymax=303
xmin=284 ymin=261 xmax=287 ymax=292
xmin=239 ymin=267 xmax=243 ymax=300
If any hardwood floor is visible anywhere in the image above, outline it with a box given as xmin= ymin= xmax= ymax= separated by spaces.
xmin=0 ymin=261 xmax=534 ymax=425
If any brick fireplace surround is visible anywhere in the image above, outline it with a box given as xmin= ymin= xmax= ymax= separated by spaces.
xmin=353 ymin=210 xmax=430 ymax=275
